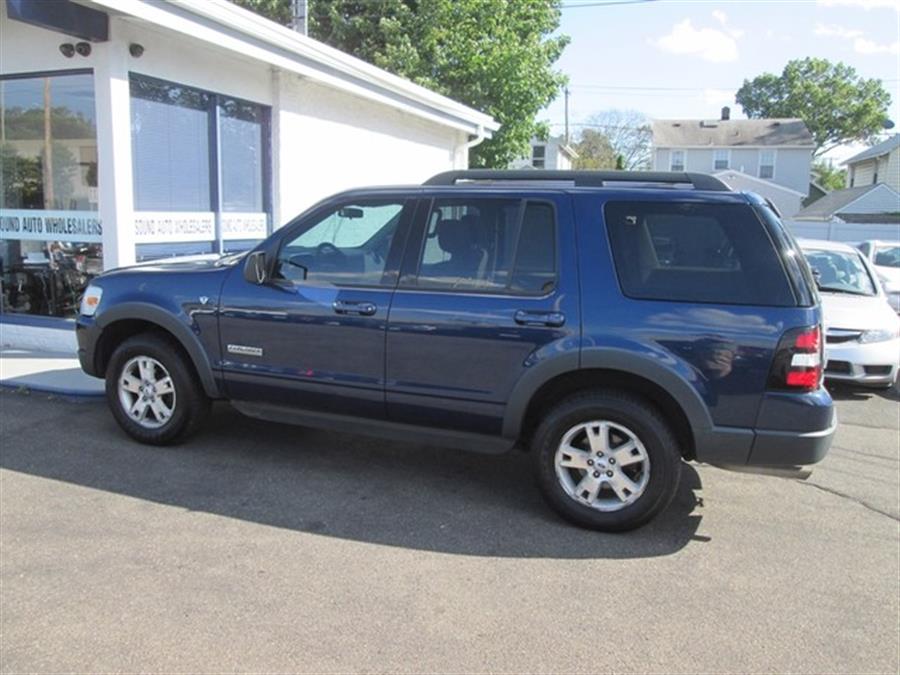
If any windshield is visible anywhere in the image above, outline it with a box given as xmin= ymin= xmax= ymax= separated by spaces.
xmin=874 ymin=245 xmax=900 ymax=268
xmin=803 ymin=248 xmax=877 ymax=296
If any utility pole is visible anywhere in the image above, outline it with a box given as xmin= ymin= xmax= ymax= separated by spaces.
xmin=292 ymin=0 xmax=308 ymax=35
xmin=564 ymin=87 xmax=570 ymax=145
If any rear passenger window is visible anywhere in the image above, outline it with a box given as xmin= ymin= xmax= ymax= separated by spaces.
xmin=604 ymin=201 xmax=795 ymax=306
xmin=414 ymin=199 xmax=556 ymax=294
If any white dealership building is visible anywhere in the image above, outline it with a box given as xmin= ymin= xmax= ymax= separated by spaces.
xmin=0 ymin=0 xmax=497 ymax=321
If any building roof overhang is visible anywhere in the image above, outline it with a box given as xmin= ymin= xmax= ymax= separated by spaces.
xmin=85 ymin=0 xmax=499 ymax=138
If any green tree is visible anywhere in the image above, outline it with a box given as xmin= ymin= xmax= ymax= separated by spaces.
xmin=577 ymin=110 xmax=651 ymax=170
xmin=572 ymin=129 xmax=616 ymax=170
xmin=736 ymin=58 xmax=892 ymax=157
xmin=232 ymin=0 xmax=293 ymax=25
xmin=233 ymin=0 xmax=569 ymax=167
xmin=812 ymin=160 xmax=847 ymax=192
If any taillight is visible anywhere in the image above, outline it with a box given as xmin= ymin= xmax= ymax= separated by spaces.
xmin=767 ymin=325 xmax=823 ymax=392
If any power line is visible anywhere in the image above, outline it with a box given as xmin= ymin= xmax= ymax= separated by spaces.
xmin=560 ymin=0 xmax=658 ymax=7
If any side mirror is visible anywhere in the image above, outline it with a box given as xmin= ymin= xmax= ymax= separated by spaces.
xmin=243 ymin=251 xmax=268 ymax=284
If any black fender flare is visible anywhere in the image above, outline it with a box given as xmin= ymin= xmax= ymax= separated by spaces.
xmin=502 ymin=348 xmax=713 ymax=439
xmin=97 ymin=302 xmax=221 ymax=398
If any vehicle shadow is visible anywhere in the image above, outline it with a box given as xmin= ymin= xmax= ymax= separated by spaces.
xmin=0 ymin=393 xmax=706 ymax=559
xmin=826 ymin=381 xmax=899 ymax=403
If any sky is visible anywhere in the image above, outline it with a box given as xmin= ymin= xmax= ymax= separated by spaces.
xmin=543 ymin=0 xmax=900 ymax=162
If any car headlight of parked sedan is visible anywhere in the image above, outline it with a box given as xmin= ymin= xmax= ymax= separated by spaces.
xmin=859 ymin=328 xmax=900 ymax=343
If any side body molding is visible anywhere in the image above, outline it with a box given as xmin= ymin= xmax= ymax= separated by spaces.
xmin=97 ymin=302 xmax=222 ymax=398
xmin=501 ymin=348 xmax=714 ymax=440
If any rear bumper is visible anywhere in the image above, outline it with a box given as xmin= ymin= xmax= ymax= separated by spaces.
xmin=748 ymin=409 xmax=837 ymax=466
xmin=694 ymin=388 xmax=836 ymax=468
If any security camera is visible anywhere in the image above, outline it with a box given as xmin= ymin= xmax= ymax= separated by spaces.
xmin=129 ymin=43 xmax=144 ymax=58
xmin=59 ymin=43 xmax=75 ymax=58
xmin=75 ymin=42 xmax=92 ymax=57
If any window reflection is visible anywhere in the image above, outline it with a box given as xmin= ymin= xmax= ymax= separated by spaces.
xmin=0 ymin=72 xmax=101 ymax=317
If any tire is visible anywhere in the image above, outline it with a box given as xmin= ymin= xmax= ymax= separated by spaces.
xmin=532 ymin=389 xmax=682 ymax=532
xmin=105 ymin=332 xmax=210 ymax=445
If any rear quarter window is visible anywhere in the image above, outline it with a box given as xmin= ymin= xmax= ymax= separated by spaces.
xmin=604 ymin=201 xmax=795 ymax=306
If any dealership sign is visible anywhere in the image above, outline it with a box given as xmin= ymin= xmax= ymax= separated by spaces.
xmin=221 ymin=212 xmax=268 ymax=240
xmin=134 ymin=212 xmax=267 ymax=243
xmin=134 ymin=212 xmax=215 ymax=243
xmin=0 ymin=209 xmax=102 ymax=243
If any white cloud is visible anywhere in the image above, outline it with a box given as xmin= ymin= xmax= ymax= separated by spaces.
xmin=711 ymin=10 xmax=744 ymax=38
xmin=652 ymin=19 xmax=739 ymax=63
xmin=813 ymin=22 xmax=863 ymax=38
xmin=818 ymin=0 xmax=900 ymax=9
xmin=854 ymin=37 xmax=900 ymax=53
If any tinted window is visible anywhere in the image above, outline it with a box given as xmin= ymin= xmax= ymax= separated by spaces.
xmin=604 ymin=201 xmax=794 ymax=306
xmin=275 ymin=201 xmax=405 ymax=287
xmin=415 ymin=199 xmax=556 ymax=294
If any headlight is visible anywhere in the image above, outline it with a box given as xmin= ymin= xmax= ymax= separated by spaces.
xmin=859 ymin=328 xmax=899 ymax=343
xmin=79 ymin=285 xmax=103 ymax=316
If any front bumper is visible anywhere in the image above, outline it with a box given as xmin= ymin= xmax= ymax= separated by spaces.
xmin=75 ymin=317 xmax=102 ymax=377
xmin=824 ymin=337 xmax=900 ymax=386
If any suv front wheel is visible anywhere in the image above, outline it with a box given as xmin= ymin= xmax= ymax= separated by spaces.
xmin=533 ymin=390 xmax=682 ymax=531
xmin=105 ymin=333 xmax=210 ymax=445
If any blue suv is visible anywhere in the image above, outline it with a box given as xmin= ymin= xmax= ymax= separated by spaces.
xmin=76 ymin=171 xmax=836 ymax=531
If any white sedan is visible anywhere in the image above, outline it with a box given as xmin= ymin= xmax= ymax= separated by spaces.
xmin=857 ymin=240 xmax=900 ymax=314
xmin=800 ymin=239 xmax=900 ymax=389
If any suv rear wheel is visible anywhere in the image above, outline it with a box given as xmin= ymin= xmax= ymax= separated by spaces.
xmin=532 ymin=390 xmax=682 ymax=531
xmin=105 ymin=333 xmax=210 ymax=445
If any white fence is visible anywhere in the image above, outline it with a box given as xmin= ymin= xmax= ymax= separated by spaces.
xmin=784 ymin=220 xmax=900 ymax=244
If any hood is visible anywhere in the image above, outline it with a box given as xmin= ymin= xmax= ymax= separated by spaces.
xmin=873 ymin=264 xmax=900 ymax=293
xmin=103 ymin=254 xmax=242 ymax=276
xmin=819 ymin=291 xmax=900 ymax=332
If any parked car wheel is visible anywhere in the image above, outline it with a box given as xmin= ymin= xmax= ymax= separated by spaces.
xmin=105 ymin=333 xmax=210 ymax=445
xmin=532 ymin=390 xmax=682 ymax=532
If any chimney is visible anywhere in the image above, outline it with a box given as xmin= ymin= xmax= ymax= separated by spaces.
xmin=721 ymin=106 xmax=731 ymax=121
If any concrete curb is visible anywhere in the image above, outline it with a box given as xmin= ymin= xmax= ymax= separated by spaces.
xmin=0 ymin=381 xmax=105 ymax=399
xmin=0 ymin=349 xmax=105 ymax=399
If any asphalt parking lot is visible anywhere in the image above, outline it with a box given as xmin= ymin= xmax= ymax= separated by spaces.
xmin=1 ymin=384 xmax=898 ymax=674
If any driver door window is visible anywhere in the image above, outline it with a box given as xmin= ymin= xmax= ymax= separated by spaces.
xmin=275 ymin=201 xmax=406 ymax=286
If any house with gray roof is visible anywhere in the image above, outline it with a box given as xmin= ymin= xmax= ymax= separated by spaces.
xmin=794 ymin=183 xmax=900 ymax=223
xmin=843 ymin=134 xmax=900 ymax=191
xmin=651 ymin=107 xmax=815 ymax=216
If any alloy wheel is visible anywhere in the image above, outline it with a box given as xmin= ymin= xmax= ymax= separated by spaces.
xmin=554 ymin=420 xmax=650 ymax=511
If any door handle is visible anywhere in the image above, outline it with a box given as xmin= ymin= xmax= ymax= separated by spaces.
xmin=514 ymin=310 xmax=566 ymax=327
xmin=333 ymin=300 xmax=377 ymax=316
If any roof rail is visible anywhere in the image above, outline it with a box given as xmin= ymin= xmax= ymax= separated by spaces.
xmin=423 ymin=170 xmax=731 ymax=192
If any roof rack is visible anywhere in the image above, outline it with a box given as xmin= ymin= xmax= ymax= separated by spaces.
xmin=423 ymin=170 xmax=731 ymax=192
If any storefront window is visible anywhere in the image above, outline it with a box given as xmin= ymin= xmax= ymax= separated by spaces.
xmin=131 ymin=76 xmax=210 ymax=211
xmin=130 ymin=75 xmax=269 ymax=260
xmin=0 ymin=70 xmax=101 ymax=317
xmin=220 ymin=98 xmax=263 ymax=213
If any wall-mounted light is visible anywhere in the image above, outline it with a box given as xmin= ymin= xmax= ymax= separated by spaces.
xmin=75 ymin=42 xmax=92 ymax=57
xmin=129 ymin=43 xmax=144 ymax=58
xmin=59 ymin=43 xmax=75 ymax=58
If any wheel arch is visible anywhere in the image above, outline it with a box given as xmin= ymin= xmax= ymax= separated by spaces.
xmin=505 ymin=350 xmax=713 ymax=460
xmin=94 ymin=303 xmax=221 ymax=398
